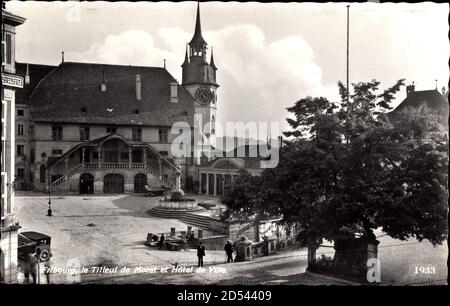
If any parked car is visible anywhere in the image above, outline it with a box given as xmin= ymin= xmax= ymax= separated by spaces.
xmin=18 ymin=231 xmax=52 ymax=262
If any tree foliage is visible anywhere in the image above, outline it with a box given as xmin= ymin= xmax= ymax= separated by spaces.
xmin=222 ymin=79 xmax=448 ymax=247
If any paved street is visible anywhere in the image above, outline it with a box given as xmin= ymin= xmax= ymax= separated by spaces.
xmin=15 ymin=192 xmax=447 ymax=285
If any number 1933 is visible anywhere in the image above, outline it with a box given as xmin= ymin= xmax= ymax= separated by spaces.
xmin=414 ymin=265 xmax=436 ymax=274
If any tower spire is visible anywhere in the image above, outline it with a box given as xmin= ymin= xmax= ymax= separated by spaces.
xmin=182 ymin=44 xmax=189 ymax=67
xmin=210 ymin=47 xmax=217 ymax=70
xmin=189 ymin=2 xmax=207 ymax=47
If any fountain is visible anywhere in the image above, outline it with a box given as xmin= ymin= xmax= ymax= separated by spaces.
xmin=149 ymin=163 xmax=203 ymax=213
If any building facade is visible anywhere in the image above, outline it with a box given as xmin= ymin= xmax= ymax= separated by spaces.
xmin=14 ymin=3 xmax=222 ymax=195
xmin=388 ymin=82 xmax=449 ymax=132
xmin=14 ymin=62 xmax=56 ymax=191
xmin=1 ymin=7 xmax=26 ymax=283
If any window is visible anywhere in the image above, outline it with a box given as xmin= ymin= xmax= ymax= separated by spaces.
xmin=92 ymin=152 xmax=99 ymax=159
xmin=17 ymin=124 xmax=24 ymax=135
xmin=170 ymin=83 xmax=178 ymax=103
xmin=3 ymin=34 xmax=12 ymax=65
xmin=52 ymin=125 xmax=63 ymax=141
xmin=106 ymin=127 xmax=116 ymax=134
xmin=158 ymin=128 xmax=168 ymax=143
xmin=30 ymin=149 xmax=35 ymax=163
xmin=52 ymin=149 xmax=63 ymax=156
xmin=80 ymin=126 xmax=90 ymax=141
xmin=1 ymin=40 xmax=5 ymax=67
xmin=29 ymin=125 xmax=34 ymax=137
xmin=17 ymin=145 xmax=24 ymax=156
xmin=120 ymin=152 xmax=129 ymax=160
xmin=17 ymin=109 xmax=24 ymax=116
xmin=133 ymin=109 xmax=140 ymax=114
xmin=132 ymin=128 xmax=142 ymax=141
xmin=17 ymin=168 xmax=24 ymax=179
xmin=80 ymin=107 xmax=87 ymax=113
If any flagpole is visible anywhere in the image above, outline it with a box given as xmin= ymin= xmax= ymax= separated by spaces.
xmin=346 ymin=4 xmax=350 ymax=120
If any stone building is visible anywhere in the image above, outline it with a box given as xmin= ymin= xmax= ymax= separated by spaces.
xmin=14 ymin=62 xmax=56 ymax=190
xmin=15 ymin=3 xmax=222 ymax=194
xmin=197 ymin=144 xmax=272 ymax=196
xmin=388 ymin=82 xmax=449 ymax=131
xmin=1 ymin=6 xmax=26 ymax=283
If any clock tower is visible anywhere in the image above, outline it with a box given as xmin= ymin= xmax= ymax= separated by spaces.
xmin=182 ymin=3 xmax=218 ymax=160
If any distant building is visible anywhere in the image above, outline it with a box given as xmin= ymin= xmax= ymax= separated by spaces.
xmin=197 ymin=140 xmax=281 ymax=196
xmin=1 ymin=6 xmax=26 ymax=284
xmin=389 ymin=83 xmax=449 ymax=131
xmin=14 ymin=62 xmax=55 ymax=191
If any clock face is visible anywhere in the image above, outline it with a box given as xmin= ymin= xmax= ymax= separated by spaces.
xmin=195 ymin=88 xmax=213 ymax=105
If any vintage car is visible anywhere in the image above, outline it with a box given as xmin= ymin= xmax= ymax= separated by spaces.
xmin=18 ymin=231 xmax=52 ymax=262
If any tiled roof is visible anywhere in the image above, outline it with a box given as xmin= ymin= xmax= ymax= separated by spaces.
xmin=202 ymin=144 xmax=273 ymax=170
xmin=28 ymin=62 xmax=195 ymax=127
xmin=15 ymin=62 xmax=57 ymax=105
xmin=389 ymin=89 xmax=449 ymax=125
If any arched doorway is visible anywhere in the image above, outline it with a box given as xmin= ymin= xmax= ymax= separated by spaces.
xmin=79 ymin=173 xmax=94 ymax=194
xmin=103 ymin=174 xmax=124 ymax=194
xmin=134 ymin=174 xmax=147 ymax=193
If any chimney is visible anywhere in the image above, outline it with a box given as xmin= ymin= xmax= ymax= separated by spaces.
xmin=25 ymin=63 xmax=30 ymax=85
xmin=101 ymin=69 xmax=106 ymax=92
xmin=61 ymin=51 xmax=64 ymax=63
xmin=135 ymin=74 xmax=141 ymax=101
xmin=170 ymin=82 xmax=178 ymax=103
xmin=406 ymin=82 xmax=415 ymax=97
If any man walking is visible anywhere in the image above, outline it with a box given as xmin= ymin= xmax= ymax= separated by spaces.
xmin=197 ymin=242 xmax=205 ymax=267
xmin=159 ymin=233 xmax=165 ymax=249
xmin=24 ymin=252 xmax=38 ymax=284
xmin=224 ymin=241 xmax=234 ymax=263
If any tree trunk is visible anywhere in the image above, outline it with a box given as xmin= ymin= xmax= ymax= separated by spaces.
xmin=307 ymin=246 xmax=317 ymax=267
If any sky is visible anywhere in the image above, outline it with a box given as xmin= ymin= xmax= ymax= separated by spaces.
xmin=6 ymin=1 xmax=449 ymax=138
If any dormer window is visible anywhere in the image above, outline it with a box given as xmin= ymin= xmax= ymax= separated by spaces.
xmin=170 ymin=83 xmax=178 ymax=103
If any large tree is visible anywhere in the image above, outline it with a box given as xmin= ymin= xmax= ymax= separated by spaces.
xmin=222 ymin=79 xmax=448 ymax=263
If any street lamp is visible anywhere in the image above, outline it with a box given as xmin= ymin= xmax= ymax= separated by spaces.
xmin=47 ymin=172 xmax=52 ymax=217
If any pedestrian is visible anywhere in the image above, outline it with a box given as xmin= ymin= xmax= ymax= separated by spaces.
xmin=197 ymin=242 xmax=205 ymax=267
xmin=24 ymin=252 xmax=38 ymax=284
xmin=43 ymin=251 xmax=53 ymax=284
xmin=159 ymin=233 xmax=165 ymax=249
xmin=224 ymin=241 xmax=234 ymax=263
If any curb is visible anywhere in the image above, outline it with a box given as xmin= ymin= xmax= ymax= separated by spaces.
xmin=304 ymin=271 xmax=362 ymax=285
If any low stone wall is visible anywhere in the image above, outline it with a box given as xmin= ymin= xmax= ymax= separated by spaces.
xmin=191 ymin=235 xmax=229 ymax=251
xmin=209 ymin=218 xmax=229 ymax=235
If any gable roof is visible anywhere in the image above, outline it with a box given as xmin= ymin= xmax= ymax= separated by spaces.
xmin=15 ymin=62 xmax=57 ymax=105
xmin=202 ymin=144 xmax=273 ymax=170
xmin=28 ymin=62 xmax=195 ymax=127
xmin=389 ymin=89 xmax=449 ymax=125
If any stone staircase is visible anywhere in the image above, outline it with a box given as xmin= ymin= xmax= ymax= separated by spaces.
xmin=49 ymin=164 xmax=82 ymax=192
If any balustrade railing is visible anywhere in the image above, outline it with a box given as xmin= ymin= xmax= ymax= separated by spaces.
xmin=49 ymin=162 xmax=174 ymax=191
